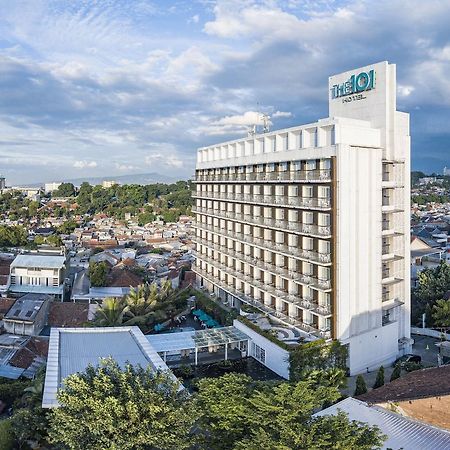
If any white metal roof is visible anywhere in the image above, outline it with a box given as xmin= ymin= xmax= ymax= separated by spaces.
xmin=11 ymin=254 xmax=66 ymax=269
xmin=315 ymin=397 xmax=450 ymax=450
xmin=42 ymin=326 xmax=175 ymax=408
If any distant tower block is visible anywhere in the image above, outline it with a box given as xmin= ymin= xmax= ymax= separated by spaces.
xmin=0 ymin=175 xmax=5 ymax=191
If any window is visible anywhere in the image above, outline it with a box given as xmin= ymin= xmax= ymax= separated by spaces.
xmin=252 ymin=343 xmax=266 ymax=364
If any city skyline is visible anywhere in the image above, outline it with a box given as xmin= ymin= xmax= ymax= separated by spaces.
xmin=1 ymin=0 xmax=450 ymax=185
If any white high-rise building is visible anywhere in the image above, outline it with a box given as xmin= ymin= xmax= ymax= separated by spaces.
xmin=192 ymin=62 xmax=411 ymax=374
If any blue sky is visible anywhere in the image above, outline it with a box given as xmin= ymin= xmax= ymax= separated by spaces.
xmin=0 ymin=0 xmax=449 ymax=185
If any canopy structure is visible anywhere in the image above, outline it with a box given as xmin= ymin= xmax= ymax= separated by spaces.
xmin=147 ymin=326 xmax=250 ymax=366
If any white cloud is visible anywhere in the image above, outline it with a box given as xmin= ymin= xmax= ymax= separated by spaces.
xmin=73 ymin=160 xmax=98 ymax=169
xmin=217 ymin=111 xmax=269 ymax=126
xmin=272 ymin=110 xmax=292 ymax=118
xmin=145 ymin=153 xmax=184 ymax=169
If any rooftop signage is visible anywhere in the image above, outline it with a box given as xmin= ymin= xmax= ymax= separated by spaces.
xmin=330 ymin=69 xmax=375 ymax=100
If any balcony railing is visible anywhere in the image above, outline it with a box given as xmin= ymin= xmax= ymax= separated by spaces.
xmin=192 ymin=191 xmax=332 ymax=210
xmin=192 ymin=223 xmax=332 ymax=265
xmin=195 ymin=249 xmax=332 ymax=293
xmin=194 ymin=169 xmax=332 ymax=183
xmin=192 ymin=207 xmax=332 ymax=238
xmin=193 ymin=266 xmax=325 ymax=337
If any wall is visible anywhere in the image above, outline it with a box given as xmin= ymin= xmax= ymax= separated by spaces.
xmin=347 ymin=321 xmax=399 ymax=374
xmin=233 ymin=319 xmax=290 ymax=380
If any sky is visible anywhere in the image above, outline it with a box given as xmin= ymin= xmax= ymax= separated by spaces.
xmin=0 ymin=0 xmax=449 ymax=185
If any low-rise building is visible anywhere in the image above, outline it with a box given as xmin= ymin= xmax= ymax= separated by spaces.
xmin=9 ymin=254 xmax=66 ymax=299
xmin=3 ymin=293 xmax=51 ymax=336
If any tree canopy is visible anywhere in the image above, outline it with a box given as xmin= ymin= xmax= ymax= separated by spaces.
xmin=194 ymin=373 xmax=385 ymax=450
xmin=48 ymin=359 xmax=193 ymax=450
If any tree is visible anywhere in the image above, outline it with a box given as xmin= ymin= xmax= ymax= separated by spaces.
xmin=93 ymin=297 xmax=127 ymax=326
xmin=0 ymin=420 xmax=14 ymax=450
xmin=432 ymin=299 xmax=450 ymax=328
xmin=354 ymin=375 xmax=368 ymax=396
xmin=54 ymin=182 xmax=76 ymax=197
xmin=373 ymin=366 xmax=385 ymax=389
xmin=48 ymin=359 xmax=194 ymax=450
xmin=390 ymin=363 xmax=402 ymax=382
xmin=195 ymin=373 xmax=385 ymax=450
xmin=89 ymin=261 xmax=109 ymax=287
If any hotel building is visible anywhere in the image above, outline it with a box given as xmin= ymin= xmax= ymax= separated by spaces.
xmin=192 ymin=62 xmax=411 ymax=374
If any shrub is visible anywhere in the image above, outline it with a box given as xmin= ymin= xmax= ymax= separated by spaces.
xmin=354 ymin=375 xmax=367 ymax=396
xmin=373 ymin=366 xmax=385 ymax=389
xmin=0 ymin=420 xmax=14 ymax=450
xmin=390 ymin=363 xmax=402 ymax=382
xmin=193 ymin=289 xmax=237 ymax=326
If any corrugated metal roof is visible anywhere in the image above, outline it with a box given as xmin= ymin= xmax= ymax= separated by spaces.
xmin=0 ymin=364 xmax=25 ymax=379
xmin=59 ymin=330 xmax=151 ymax=381
xmin=315 ymin=397 xmax=450 ymax=450
xmin=42 ymin=326 xmax=177 ymax=408
xmin=11 ymin=254 xmax=66 ymax=269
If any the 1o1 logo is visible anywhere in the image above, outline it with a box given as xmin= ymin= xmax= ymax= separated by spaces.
xmin=331 ymin=69 xmax=375 ymax=99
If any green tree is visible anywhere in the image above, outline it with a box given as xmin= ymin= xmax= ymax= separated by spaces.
xmin=89 ymin=261 xmax=109 ymax=287
xmin=93 ymin=297 xmax=127 ymax=326
xmin=432 ymin=299 xmax=450 ymax=328
xmin=390 ymin=363 xmax=402 ymax=382
xmin=195 ymin=373 xmax=385 ymax=450
xmin=0 ymin=420 xmax=14 ymax=450
xmin=373 ymin=366 xmax=385 ymax=389
xmin=354 ymin=375 xmax=368 ymax=396
xmin=54 ymin=182 xmax=76 ymax=197
xmin=48 ymin=358 xmax=194 ymax=450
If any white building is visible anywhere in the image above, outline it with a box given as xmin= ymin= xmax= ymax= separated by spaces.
xmin=9 ymin=254 xmax=67 ymax=299
xmin=192 ymin=61 xmax=411 ymax=374
xmin=44 ymin=182 xmax=62 ymax=193
xmin=102 ymin=180 xmax=118 ymax=188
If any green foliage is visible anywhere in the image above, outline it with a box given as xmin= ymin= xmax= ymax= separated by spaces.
xmin=403 ymin=361 xmax=423 ymax=372
xmin=0 ymin=225 xmax=28 ymax=247
xmin=373 ymin=366 xmax=385 ymax=389
xmin=54 ymin=182 xmax=76 ymax=197
xmin=10 ymin=406 xmax=49 ymax=448
xmin=48 ymin=358 xmax=194 ymax=450
xmin=390 ymin=363 xmax=402 ymax=382
xmin=194 ymin=289 xmax=238 ymax=326
xmin=415 ymin=261 xmax=450 ymax=306
xmin=354 ymin=375 xmax=368 ymax=396
xmin=0 ymin=420 xmax=14 ymax=450
xmin=432 ymin=299 xmax=450 ymax=328
xmin=89 ymin=261 xmax=109 ymax=287
xmin=58 ymin=219 xmax=78 ymax=234
xmin=237 ymin=315 xmax=290 ymax=350
xmin=94 ymin=297 xmax=127 ymax=326
xmin=0 ymin=379 xmax=32 ymax=406
xmin=289 ymin=339 xmax=348 ymax=382
xmin=195 ymin=373 xmax=385 ymax=450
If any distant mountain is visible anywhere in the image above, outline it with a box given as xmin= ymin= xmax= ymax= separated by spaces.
xmin=25 ymin=172 xmax=180 ymax=187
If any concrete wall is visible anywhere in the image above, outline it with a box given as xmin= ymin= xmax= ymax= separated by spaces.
xmin=347 ymin=321 xmax=399 ymax=374
xmin=233 ymin=319 xmax=290 ymax=380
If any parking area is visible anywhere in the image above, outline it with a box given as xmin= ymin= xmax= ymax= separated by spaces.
xmin=411 ymin=334 xmax=441 ymax=367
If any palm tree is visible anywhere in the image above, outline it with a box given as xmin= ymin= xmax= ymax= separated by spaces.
xmin=432 ymin=299 xmax=450 ymax=328
xmin=94 ymin=297 xmax=127 ymax=327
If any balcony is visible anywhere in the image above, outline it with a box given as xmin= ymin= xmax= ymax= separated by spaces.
xmin=193 ymin=267 xmax=324 ymax=337
xmin=194 ymin=169 xmax=332 ymax=183
xmin=192 ymin=223 xmax=332 ymax=266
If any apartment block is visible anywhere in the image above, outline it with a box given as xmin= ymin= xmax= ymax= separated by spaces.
xmin=192 ymin=62 xmax=411 ymax=374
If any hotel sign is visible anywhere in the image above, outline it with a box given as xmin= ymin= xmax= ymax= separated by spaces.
xmin=330 ymin=69 xmax=375 ymax=101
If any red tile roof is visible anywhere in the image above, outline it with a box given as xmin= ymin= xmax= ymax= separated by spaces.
xmin=0 ymin=298 xmax=16 ymax=317
xmin=107 ymin=268 xmax=143 ymax=288
xmin=358 ymin=365 xmax=450 ymax=403
xmin=9 ymin=337 xmax=49 ymax=369
xmin=48 ymin=302 xmax=89 ymax=327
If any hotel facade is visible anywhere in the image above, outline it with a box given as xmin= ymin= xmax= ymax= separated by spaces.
xmin=192 ymin=62 xmax=411 ymax=374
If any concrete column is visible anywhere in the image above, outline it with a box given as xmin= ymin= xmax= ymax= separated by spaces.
xmin=224 ymin=343 xmax=228 ymax=361
xmin=195 ymin=348 xmax=198 ymax=366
